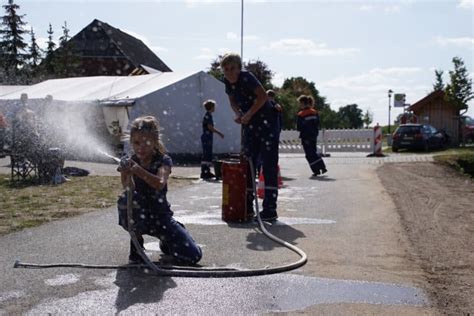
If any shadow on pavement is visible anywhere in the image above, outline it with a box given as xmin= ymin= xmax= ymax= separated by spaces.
xmin=246 ymin=222 xmax=306 ymax=251
xmin=309 ymin=176 xmax=336 ymax=182
xmin=114 ymin=268 xmax=177 ymax=313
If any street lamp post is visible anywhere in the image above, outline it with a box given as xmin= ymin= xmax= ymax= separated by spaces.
xmin=241 ymin=0 xmax=244 ymax=60
xmin=388 ymin=89 xmax=393 ymax=134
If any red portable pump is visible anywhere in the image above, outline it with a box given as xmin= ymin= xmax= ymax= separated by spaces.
xmin=221 ymin=158 xmax=249 ymax=222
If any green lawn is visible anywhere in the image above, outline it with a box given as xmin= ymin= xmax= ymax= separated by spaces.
xmin=0 ymin=175 xmax=192 ymax=236
xmin=432 ymin=147 xmax=474 ymax=177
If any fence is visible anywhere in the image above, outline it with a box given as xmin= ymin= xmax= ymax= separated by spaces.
xmin=279 ymin=129 xmax=374 ymax=154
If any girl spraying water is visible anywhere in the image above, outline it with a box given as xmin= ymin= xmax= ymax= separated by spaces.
xmin=117 ymin=116 xmax=202 ymax=265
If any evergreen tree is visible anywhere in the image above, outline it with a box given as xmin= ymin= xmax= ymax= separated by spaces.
xmin=29 ymin=27 xmax=41 ymax=69
xmin=43 ymin=23 xmax=56 ymax=75
xmin=433 ymin=69 xmax=444 ymax=91
xmin=0 ymin=0 xmax=28 ymax=83
xmin=55 ymin=21 xmax=80 ymax=77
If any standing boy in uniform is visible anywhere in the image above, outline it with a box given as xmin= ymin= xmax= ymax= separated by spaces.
xmin=200 ymin=100 xmax=224 ymax=179
xmin=297 ymin=95 xmax=327 ymax=177
xmin=221 ymin=53 xmax=280 ymax=221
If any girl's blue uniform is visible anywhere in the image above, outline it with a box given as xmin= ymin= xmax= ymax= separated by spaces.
xmin=224 ymin=71 xmax=280 ymax=218
xmin=297 ymin=108 xmax=327 ymax=175
xmin=118 ymin=153 xmax=202 ymax=264
xmin=200 ymin=112 xmax=214 ymax=178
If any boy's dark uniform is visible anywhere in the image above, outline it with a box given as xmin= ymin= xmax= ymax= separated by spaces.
xmin=201 ymin=111 xmax=214 ymax=178
xmin=118 ymin=153 xmax=202 ymax=264
xmin=224 ymin=71 xmax=280 ymax=219
xmin=297 ymin=108 xmax=327 ymax=175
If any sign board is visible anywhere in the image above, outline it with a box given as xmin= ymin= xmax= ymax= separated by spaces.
xmin=394 ymin=93 xmax=406 ymax=107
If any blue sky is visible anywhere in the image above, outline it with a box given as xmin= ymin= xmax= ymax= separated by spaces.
xmin=16 ymin=0 xmax=474 ymax=125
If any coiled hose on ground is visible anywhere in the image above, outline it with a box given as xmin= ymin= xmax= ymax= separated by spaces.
xmin=14 ymin=154 xmax=307 ymax=278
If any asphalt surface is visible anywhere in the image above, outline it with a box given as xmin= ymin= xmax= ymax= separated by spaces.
xmin=0 ymin=153 xmax=435 ymax=314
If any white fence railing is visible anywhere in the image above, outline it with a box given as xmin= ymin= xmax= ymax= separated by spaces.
xmin=279 ymin=129 xmax=374 ymax=153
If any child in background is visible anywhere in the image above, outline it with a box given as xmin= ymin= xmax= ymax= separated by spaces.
xmin=266 ymin=89 xmax=283 ymax=134
xmin=296 ymin=95 xmax=327 ymax=177
xmin=117 ymin=116 xmax=202 ymax=264
xmin=200 ymin=100 xmax=224 ymax=179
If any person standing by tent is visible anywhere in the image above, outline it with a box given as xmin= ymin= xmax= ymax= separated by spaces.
xmin=297 ymin=95 xmax=327 ymax=177
xmin=221 ymin=53 xmax=280 ymax=221
xmin=200 ymin=100 xmax=224 ymax=180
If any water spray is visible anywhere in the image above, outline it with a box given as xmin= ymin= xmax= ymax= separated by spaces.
xmin=14 ymin=152 xmax=307 ymax=278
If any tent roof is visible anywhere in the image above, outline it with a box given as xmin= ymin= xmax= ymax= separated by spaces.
xmin=0 ymin=85 xmax=28 ymax=97
xmin=0 ymin=71 xmax=203 ymax=103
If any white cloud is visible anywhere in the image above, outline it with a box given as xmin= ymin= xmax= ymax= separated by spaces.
xmin=458 ymin=0 xmax=474 ymax=10
xmin=321 ymin=67 xmax=423 ymax=92
xmin=263 ymin=38 xmax=360 ymax=57
xmin=435 ymin=36 xmax=474 ymax=50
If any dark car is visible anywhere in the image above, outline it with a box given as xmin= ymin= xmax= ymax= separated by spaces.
xmin=392 ymin=124 xmax=447 ymax=152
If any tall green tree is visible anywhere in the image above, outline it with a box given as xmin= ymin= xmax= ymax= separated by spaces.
xmin=337 ymin=104 xmax=364 ymax=129
xmin=28 ymin=27 xmax=41 ymax=71
xmin=0 ymin=0 xmax=28 ymax=83
xmin=445 ymin=57 xmax=473 ymax=111
xmin=43 ymin=23 xmax=56 ymax=75
xmin=245 ymin=59 xmax=273 ymax=90
xmin=432 ymin=69 xmax=444 ymax=92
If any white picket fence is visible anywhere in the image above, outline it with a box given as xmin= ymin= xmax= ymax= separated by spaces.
xmin=279 ymin=129 xmax=374 ymax=153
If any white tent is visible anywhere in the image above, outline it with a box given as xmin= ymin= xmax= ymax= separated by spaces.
xmin=0 ymin=71 xmax=240 ymax=156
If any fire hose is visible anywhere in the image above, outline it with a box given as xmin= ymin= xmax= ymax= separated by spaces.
xmin=14 ymin=152 xmax=307 ymax=277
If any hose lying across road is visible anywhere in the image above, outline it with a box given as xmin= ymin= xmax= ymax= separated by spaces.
xmin=14 ymin=154 xmax=307 ymax=278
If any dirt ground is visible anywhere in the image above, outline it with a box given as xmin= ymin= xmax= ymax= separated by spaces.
xmin=377 ymin=162 xmax=474 ymax=315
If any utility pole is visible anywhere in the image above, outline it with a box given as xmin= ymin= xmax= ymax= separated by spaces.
xmin=388 ymin=89 xmax=393 ymax=134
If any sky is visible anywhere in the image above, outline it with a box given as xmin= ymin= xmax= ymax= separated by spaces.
xmin=13 ymin=0 xmax=474 ymax=125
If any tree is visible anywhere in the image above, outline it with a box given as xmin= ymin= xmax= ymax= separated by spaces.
xmin=207 ymin=56 xmax=274 ymax=89
xmin=28 ymin=27 xmax=41 ymax=71
xmin=337 ymin=104 xmax=364 ymax=129
xmin=208 ymin=55 xmax=223 ymax=81
xmin=281 ymin=77 xmax=330 ymax=112
xmin=245 ymin=59 xmax=273 ymax=90
xmin=0 ymin=0 xmax=28 ymax=83
xmin=445 ymin=57 xmax=473 ymax=112
xmin=362 ymin=109 xmax=373 ymax=128
xmin=432 ymin=69 xmax=444 ymax=91
xmin=43 ymin=23 xmax=56 ymax=75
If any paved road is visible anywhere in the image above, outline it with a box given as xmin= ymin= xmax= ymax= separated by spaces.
xmin=0 ymin=153 xmax=437 ymax=314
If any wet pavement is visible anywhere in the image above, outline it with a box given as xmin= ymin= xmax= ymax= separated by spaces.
xmin=0 ymin=153 xmax=435 ymax=314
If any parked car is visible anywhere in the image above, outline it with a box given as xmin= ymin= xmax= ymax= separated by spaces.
xmin=392 ymin=124 xmax=447 ymax=152
xmin=461 ymin=116 xmax=474 ymax=143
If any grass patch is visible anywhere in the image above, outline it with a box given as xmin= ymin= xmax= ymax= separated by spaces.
xmin=0 ymin=175 xmax=192 ymax=236
xmin=433 ymin=147 xmax=474 ymax=177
